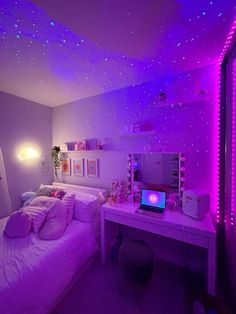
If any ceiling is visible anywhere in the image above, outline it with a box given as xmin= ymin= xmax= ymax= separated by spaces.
xmin=0 ymin=0 xmax=235 ymax=107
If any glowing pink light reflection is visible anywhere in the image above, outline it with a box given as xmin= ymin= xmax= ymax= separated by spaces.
xmin=149 ymin=194 xmax=158 ymax=204
xmin=231 ymin=60 xmax=236 ymax=226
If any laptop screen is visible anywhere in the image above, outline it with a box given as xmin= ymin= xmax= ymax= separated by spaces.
xmin=141 ymin=189 xmax=166 ymax=210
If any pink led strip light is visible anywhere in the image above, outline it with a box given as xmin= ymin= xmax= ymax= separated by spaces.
xmin=217 ymin=19 xmax=236 ymax=224
xmin=231 ymin=60 xmax=236 ymax=226
xmin=219 ymin=20 xmax=236 ymax=65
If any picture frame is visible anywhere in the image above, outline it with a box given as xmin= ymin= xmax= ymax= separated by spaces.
xmin=61 ymin=158 xmax=71 ymax=175
xmin=72 ymin=158 xmax=84 ymax=177
xmin=87 ymin=159 xmax=98 ymax=178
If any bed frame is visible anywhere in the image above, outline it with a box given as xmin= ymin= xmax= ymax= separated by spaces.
xmin=52 ymin=182 xmax=107 ymax=204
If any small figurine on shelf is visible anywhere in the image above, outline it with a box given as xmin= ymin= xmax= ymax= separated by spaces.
xmin=96 ymin=139 xmax=103 ymax=150
xmin=158 ymin=92 xmax=166 ymax=102
xmin=75 ymin=140 xmax=87 ymax=151
xmin=66 ymin=142 xmax=76 ymax=151
xmin=133 ymin=123 xmax=140 ymax=133
xmin=60 ymin=143 xmax=68 ymax=152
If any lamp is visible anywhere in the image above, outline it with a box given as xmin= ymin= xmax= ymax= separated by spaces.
xmin=18 ymin=147 xmax=40 ymax=161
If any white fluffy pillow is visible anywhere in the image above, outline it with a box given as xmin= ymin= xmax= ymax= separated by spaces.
xmin=73 ymin=192 xmax=99 ymax=223
xmin=62 ymin=193 xmax=75 ymax=225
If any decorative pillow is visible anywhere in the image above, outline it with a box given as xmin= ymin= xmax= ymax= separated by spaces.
xmin=73 ymin=192 xmax=99 ymax=223
xmin=38 ymin=201 xmax=67 ymax=240
xmin=29 ymin=196 xmax=62 ymax=208
xmin=21 ymin=191 xmax=36 ymax=207
xmin=50 ymin=189 xmax=66 ymax=200
xmin=62 ymin=193 xmax=75 ymax=225
xmin=36 ymin=184 xmax=58 ymax=197
xmin=23 ymin=205 xmax=48 ymax=233
xmin=4 ymin=210 xmax=32 ymax=238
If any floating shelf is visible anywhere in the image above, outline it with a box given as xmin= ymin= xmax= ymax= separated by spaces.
xmin=60 ymin=150 xmax=105 ymax=153
xmin=155 ymin=95 xmax=212 ymax=108
xmin=119 ymin=131 xmax=157 ymax=137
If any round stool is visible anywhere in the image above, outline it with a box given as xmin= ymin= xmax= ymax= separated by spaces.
xmin=119 ymin=239 xmax=154 ymax=284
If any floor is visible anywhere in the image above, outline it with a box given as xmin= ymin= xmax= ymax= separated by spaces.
xmin=53 ymin=256 xmax=199 ymax=314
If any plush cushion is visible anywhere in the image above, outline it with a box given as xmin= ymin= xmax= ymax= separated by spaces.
xmin=4 ymin=210 xmax=32 ymax=238
xmin=21 ymin=191 xmax=37 ymax=207
xmin=50 ymin=189 xmax=66 ymax=200
xmin=73 ymin=192 xmax=99 ymax=223
xmin=23 ymin=205 xmax=48 ymax=233
xmin=36 ymin=184 xmax=58 ymax=197
xmin=62 ymin=193 xmax=75 ymax=225
xmin=38 ymin=201 xmax=67 ymax=240
xmin=29 ymin=196 xmax=62 ymax=208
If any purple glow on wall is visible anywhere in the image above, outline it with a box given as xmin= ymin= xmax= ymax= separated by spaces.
xmin=219 ymin=20 xmax=236 ymax=65
xmin=0 ymin=0 xmax=236 ymax=106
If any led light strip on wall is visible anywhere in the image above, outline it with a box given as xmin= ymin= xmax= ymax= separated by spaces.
xmin=231 ymin=60 xmax=236 ymax=226
xmin=216 ymin=67 xmax=221 ymax=224
xmin=218 ymin=19 xmax=236 ymax=225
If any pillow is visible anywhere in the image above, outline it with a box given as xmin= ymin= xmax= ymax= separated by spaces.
xmin=62 ymin=193 xmax=75 ymax=225
xmin=21 ymin=191 xmax=37 ymax=207
xmin=4 ymin=210 xmax=32 ymax=238
xmin=23 ymin=205 xmax=48 ymax=233
xmin=38 ymin=201 xmax=67 ymax=240
xmin=73 ymin=192 xmax=99 ymax=223
xmin=29 ymin=196 xmax=62 ymax=208
xmin=50 ymin=189 xmax=66 ymax=200
xmin=36 ymin=184 xmax=58 ymax=197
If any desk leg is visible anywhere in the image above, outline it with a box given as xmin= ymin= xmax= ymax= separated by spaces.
xmin=101 ymin=213 xmax=110 ymax=264
xmin=208 ymin=236 xmax=216 ymax=296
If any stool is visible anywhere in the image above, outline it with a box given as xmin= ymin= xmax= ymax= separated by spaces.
xmin=119 ymin=239 xmax=154 ymax=284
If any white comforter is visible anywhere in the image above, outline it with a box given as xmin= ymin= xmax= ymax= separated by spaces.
xmin=0 ymin=217 xmax=99 ymax=314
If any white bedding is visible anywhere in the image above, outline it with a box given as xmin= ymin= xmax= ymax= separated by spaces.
xmin=0 ymin=217 xmax=99 ymax=314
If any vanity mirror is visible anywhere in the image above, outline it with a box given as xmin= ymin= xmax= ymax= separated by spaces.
xmin=130 ymin=152 xmax=185 ymax=201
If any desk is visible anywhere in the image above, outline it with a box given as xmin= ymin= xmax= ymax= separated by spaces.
xmin=101 ymin=202 xmax=216 ymax=296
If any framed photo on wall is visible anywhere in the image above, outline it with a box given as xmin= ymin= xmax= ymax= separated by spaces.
xmin=87 ymin=159 xmax=98 ymax=178
xmin=61 ymin=158 xmax=71 ymax=175
xmin=72 ymin=158 xmax=84 ymax=177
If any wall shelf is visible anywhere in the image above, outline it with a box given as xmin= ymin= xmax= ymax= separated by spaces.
xmin=60 ymin=150 xmax=105 ymax=153
xmin=119 ymin=131 xmax=157 ymax=137
xmin=155 ymin=95 xmax=212 ymax=108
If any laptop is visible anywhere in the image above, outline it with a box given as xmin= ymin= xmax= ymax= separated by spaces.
xmin=136 ymin=189 xmax=166 ymax=217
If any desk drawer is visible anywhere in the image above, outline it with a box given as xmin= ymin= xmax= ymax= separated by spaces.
xmin=104 ymin=211 xmax=209 ymax=248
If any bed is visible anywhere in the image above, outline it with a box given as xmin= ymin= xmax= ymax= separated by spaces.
xmin=0 ymin=183 xmax=107 ymax=314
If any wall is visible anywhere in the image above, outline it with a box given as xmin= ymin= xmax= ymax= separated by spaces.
xmin=53 ymin=65 xmax=217 ymax=207
xmin=0 ymin=92 xmax=53 ymax=212
xmin=52 ymin=65 xmax=217 ymax=270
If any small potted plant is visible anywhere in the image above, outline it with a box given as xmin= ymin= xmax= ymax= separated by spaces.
xmin=51 ymin=146 xmax=61 ymax=178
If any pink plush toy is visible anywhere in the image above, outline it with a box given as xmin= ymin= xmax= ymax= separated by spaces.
xmin=50 ymin=189 xmax=66 ymax=200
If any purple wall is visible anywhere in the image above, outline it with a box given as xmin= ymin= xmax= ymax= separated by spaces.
xmin=0 ymin=92 xmax=53 ymax=210
xmin=53 ymin=65 xmax=217 ymax=209
xmin=52 ymin=65 xmax=217 ymax=270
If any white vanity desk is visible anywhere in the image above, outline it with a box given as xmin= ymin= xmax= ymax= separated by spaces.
xmin=101 ymin=202 xmax=216 ymax=296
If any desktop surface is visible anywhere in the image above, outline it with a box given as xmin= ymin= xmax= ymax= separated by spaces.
xmin=103 ymin=202 xmax=216 ymax=236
